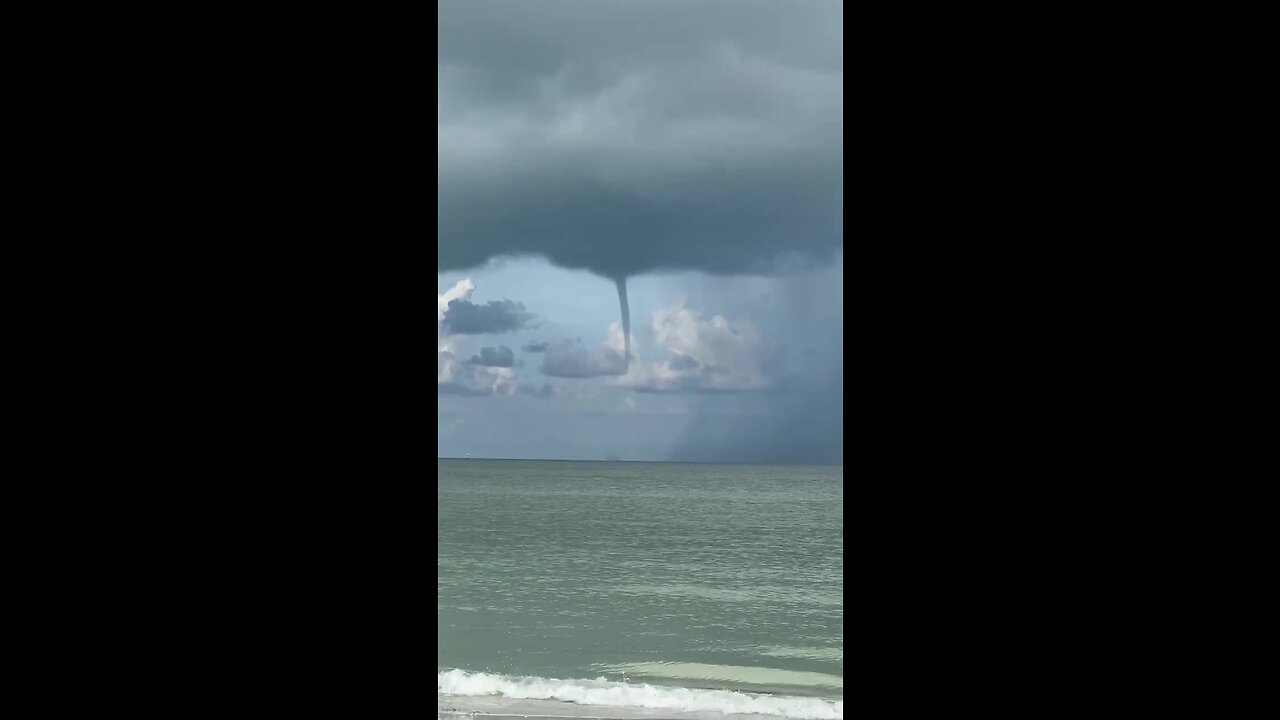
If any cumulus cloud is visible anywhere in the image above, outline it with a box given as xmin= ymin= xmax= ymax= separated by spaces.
xmin=617 ymin=301 xmax=775 ymax=394
xmin=438 ymin=278 xmax=475 ymax=324
xmin=437 ymin=0 xmax=842 ymax=279
xmin=438 ymin=350 xmax=518 ymax=396
xmin=540 ymin=339 xmax=628 ymax=379
xmin=538 ymin=324 xmax=633 ymax=378
xmin=522 ymin=341 xmax=550 ymax=353
xmin=441 ymin=299 xmax=536 ymax=335
xmin=465 ymin=345 xmax=516 ymax=368
xmin=668 ymin=353 xmax=699 ymax=370
xmin=439 ymin=280 xmax=523 ymax=396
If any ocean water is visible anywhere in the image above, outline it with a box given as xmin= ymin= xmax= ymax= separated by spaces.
xmin=438 ymin=459 xmax=843 ymax=719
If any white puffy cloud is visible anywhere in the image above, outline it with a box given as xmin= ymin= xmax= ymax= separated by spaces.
xmin=438 ymin=278 xmax=475 ymax=325
xmin=438 ymin=279 xmax=520 ymax=397
xmin=438 ymin=350 xmax=518 ymax=396
xmin=616 ymin=300 xmax=774 ymax=393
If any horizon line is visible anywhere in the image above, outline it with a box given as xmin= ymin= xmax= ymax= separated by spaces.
xmin=437 ymin=456 xmax=842 ymax=467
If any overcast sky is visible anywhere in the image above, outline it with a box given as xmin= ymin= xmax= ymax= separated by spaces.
xmin=438 ymin=0 xmax=843 ymax=463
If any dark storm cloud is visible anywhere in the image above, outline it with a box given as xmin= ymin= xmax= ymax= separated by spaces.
xmin=441 ymin=299 xmax=535 ymax=335
xmin=465 ymin=345 xmax=516 ymax=367
xmin=540 ymin=341 xmax=627 ymax=378
xmin=522 ymin=341 xmax=550 ymax=353
xmin=437 ymin=0 xmax=843 ymax=279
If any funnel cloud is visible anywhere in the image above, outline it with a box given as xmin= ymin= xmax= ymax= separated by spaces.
xmin=615 ymin=277 xmax=631 ymax=366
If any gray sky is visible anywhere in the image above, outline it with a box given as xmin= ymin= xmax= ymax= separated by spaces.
xmin=438 ymin=0 xmax=843 ymax=463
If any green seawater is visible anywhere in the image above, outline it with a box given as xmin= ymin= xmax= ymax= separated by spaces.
xmin=438 ymin=459 xmax=843 ymax=700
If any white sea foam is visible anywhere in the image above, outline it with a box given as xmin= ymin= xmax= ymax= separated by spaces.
xmin=438 ymin=669 xmax=843 ymax=720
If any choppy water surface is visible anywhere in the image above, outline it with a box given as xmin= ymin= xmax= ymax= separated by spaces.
xmin=438 ymin=460 xmax=843 ymax=718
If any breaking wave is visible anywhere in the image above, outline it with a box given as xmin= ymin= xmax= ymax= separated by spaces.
xmin=438 ymin=669 xmax=843 ymax=719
